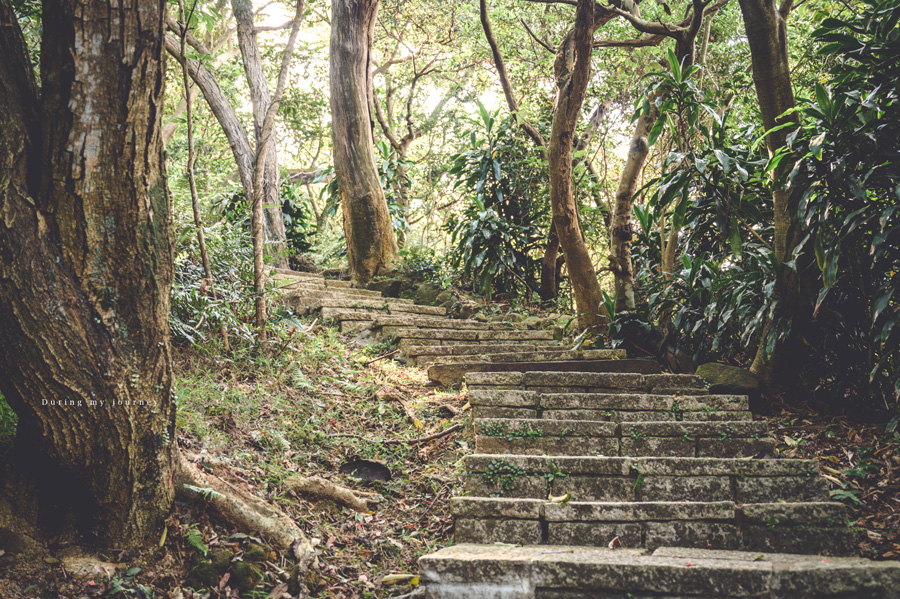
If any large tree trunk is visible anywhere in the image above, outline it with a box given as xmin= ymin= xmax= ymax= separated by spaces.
xmin=231 ymin=0 xmax=289 ymax=267
xmin=330 ymin=0 xmax=398 ymax=286
xmin=737 ymin=0 xmax=804 ymax=388
xmin=0 ymin=0 xmax=176 ymax=545
xmin=548 ymin=2 xmax=614 ymax=331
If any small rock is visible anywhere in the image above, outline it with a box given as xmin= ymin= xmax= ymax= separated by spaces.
xmin=367 ymin=278 xmax=404 ymax=297
xmin=62 ymin=555 xmax=121 ymax=579
xmin=695 ymin=363 xmax=762 ymax=410
xmin=521 ymin=316 xmax=544 ymax=330
xmin=339 ymin=458 xmax=392 ymax=482
xmin=231 ymin=561 xmax=264 ymax=593
xmin=0 ymin=528 xmax=27 ymax=555
xmin=414 ymin=282 xmax=443 ymax=305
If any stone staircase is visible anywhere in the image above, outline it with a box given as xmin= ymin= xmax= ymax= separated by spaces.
xmin=419 ymin=371 xmax=900 ymax=598
xmin=272 ymin=268 xmax=646 ymax=385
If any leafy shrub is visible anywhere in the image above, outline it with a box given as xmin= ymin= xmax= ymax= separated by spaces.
xmin=170 ymin=222 xmax=259 ymax=346
xmin=445 ymin=102 xmax=547 ymax=299
xmin=782 ymin=2 xmax=900 ymax=409
xmin=212 ymin=180 xmax=317 ymax=254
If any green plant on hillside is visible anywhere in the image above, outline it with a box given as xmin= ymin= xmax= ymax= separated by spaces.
xmin=445 ymin=101 xmax=547 ymax=300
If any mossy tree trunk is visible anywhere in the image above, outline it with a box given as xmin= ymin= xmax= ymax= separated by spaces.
xmin=0 ymin=0 xmax=176 ymax=545
xmin=330 ymin=0 xmax=398 ymax=286
xmin=737 ymin=0 xmax=805 ymax=389
xmin=547 ymin=1 xmax=615 ymax=330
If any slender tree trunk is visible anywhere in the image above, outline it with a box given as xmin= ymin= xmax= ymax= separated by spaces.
xmin=610 ymin=101 xmax=658 ymax=310
xmin=540 ymin=226 xmax=562 ymax=304
xmin=548 ymin=2 xmax=614 ymax=331
xmin=232 ymin=0 xmax=289 ymax=268
xmin=737 ymin=0 xmax=804 ymax=387
xmin=480 ymin=0 xmax=561 ymax=301
xmin=178 ymin=0 xmax=230 ymax=352
xmin=330 ymin=0 xmax=398 ymax=286
xmin=0 ymin=0 xmax=175 ymax=545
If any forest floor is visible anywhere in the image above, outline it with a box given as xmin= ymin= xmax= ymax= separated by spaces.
xmin=1 ymin=315 xmax=899 ymax=598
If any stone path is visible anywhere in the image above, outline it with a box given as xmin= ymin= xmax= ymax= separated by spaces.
xmin=271 ymin=268 xmax=631 ymax=384
xmin=273 ymin=268 xmax=900 ymax=596
xmin=418 ymin=373 xmax=900 ymax=598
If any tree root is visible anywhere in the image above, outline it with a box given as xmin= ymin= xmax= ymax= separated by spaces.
xmin=175 ymin=453 xmax=315 ymax=561
xmin=285 ymin=475 xmax=382 ymax=513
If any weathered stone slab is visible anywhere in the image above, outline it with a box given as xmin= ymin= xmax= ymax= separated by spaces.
xmin=467 ymin=372 xmax=526 ymax=386
xmin=455 ymin=518 xmax=543 ymax=545
xmin=638 ymin=476 xmax=733 ymax=502
xmin=469 ymin=390 xmax=541 ymax=407
xmin=632 ymin=457 xmax=817 ymax=477
xmin=429 ymin=359 xmax=664 ymax=387
xmin=546 ymin=522 xmax=642 ymax=548
xmin=644 ymin=521 xmax=742 ymax=550
xmin=543 ymin=501 xmax=735 ymax=522
xmin=296 ymin=297 xmax=447 ymax=316
xmin=475 ymin=419 xmax=619 ymax=438
xmin=451 ymin=497 xmax=544 ymax=519
xmin=735 ymin=476 xmax=830 ymax=503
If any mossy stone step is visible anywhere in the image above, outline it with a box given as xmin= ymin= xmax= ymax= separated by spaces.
xmin=419 ymin=544 xmax=900 ymax=599
xmin=285 ymin=287 xmax=385 ymax=300
xmin=404 ymin=343 xmax=570 ymax=365
xmin=474 ymin=418 xmax=775 ymax=458
xmin=451 ymin=498 xmax=855 ymax=556
xmin=389 ymin=328 xmax=556 ymax=342
xmin=429 ymin=358 xmax=663 ymax=387
xmin=466 ymin=371 xmax=706 ymax=395
xmin=434 ymin=349 xmax=627 ymax=364
xmin=463 ymin=455 xmax=827 ymax=503
xmin=469 ymin=390 xmax=749 ymax=422
xmin=400 ymin=338 xmax=559 ymax=353
xmin=289 ymin=297 xmax=447 ymax=316
xmin=270 ymin=267 xmax=323 ymax=280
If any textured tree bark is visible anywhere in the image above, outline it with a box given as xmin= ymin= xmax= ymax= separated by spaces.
xmin=330 ymin=0 xmax=398 ymax=286
xmin=231 ymin=0 xmax=289 ymax=267
xmin=547 ymin=2 xmax=615 ymax=331
xmin=610 ymin=103 xmax=657 ymax=310
xmin=0 ymin=0 xmax=176 ymax=545
xmin=737 ymin=0 xmax=804 ymax=387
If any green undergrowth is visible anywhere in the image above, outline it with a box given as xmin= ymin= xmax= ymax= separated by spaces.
xmin=172 ymin=315 xmax=470 ymax=597
xmin=0 ymin=392 xmax=16 ymax=454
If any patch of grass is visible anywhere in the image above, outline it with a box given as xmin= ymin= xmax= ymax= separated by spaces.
xmin=171 ymin=314 xmax=470 ymax=596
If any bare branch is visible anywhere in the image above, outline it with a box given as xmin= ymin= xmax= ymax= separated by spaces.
xmin=521 ymin=18 xmax=556 ymax=53
xmin=254 ymin=19 xmax=293 ymax=32
xmin=480 ymin=0 xmax=547 ymax=150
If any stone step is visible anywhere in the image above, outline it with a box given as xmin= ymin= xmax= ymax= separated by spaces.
xmin=429 ymin=359 xmax=663 ymax=387
xmin=474 ymin=419 xmax=775 ymax=458
xmin=466 ymin=371 xmax=707 ymax=395
xmin=434 ymin=348 xmax=628 ymax=364
xmin=375 ymin=316 xmax=515 ymax=331
xmin=404 ymin=343 xmax=569 ymax=365
xmin=419 ymin=544 xmax=900 ymax=599
xmin=451 ymin=498 xmax=855 ymax=556
xmin=270 ymin=267 xmax=323 ymax=280
xmin=283 ymin=286 xmax=385 ymax=299
xmin=469 ymin=390 xmax=747 ymax=422
xmin=287 ymin=297 xmax=447 ymax=317
xmin=463 ymin=455 xmax=828 ymax=503
xmin=400 ymin=338 xmax=559 ymax=354
xmin=388 ymin=327 xmax=557 ymax=342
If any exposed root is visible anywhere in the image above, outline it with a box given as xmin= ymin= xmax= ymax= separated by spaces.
xmin=286 ymin=475 xmax=381 ymax=513
xmin=175 ymin=453 xmax=314 ymax=560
